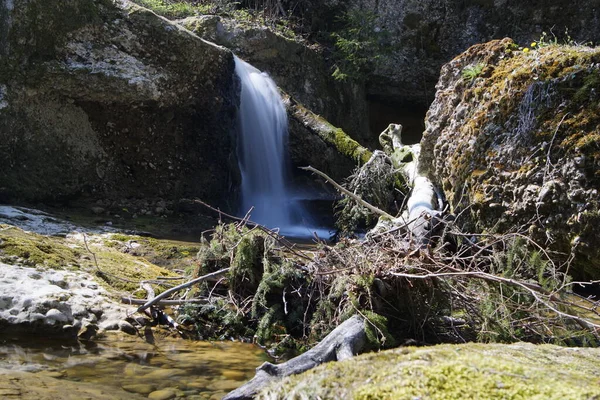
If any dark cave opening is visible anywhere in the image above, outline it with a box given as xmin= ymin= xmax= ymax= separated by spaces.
xmin=367 ymin=96 xmax=429 ymax=148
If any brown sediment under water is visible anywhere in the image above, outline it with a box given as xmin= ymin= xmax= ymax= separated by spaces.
xmin=0 ymin=334 xmax=267 ymax=399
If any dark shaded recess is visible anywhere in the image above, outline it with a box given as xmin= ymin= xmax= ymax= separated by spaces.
xmin=573 ymin=283 xmax=600 ymax=301
xmin=288 ymin=167 xmax=339 ymax=238
xmin=367 ymin=96 xmax=428 ymax=147
xmin=75 ymin=100 xmax=236 ymax=207
xmin=237 ymin=0 xmax=349 ymax=39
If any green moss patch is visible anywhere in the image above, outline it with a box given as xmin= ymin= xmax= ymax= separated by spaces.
xmin=130 ymin=0 xmax=210 ymax=19
xmin=0 ymin=224 xmax=84 ymax=269
xmin=290 ymin=100 xmax=372 ymax=164
xmin=261 ymin=343 xmax=600 ymax=399
xmin=93 ymin=249 xmax=175 ymax=294
xmin=104 ymin=233 xmax=199 ymax=273
xmin=0 ymin=225 xmax=180 ymax=295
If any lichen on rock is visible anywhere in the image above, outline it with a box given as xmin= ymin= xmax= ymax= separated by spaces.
xmin=420 ymin=38 xmax=600 ymax=281
xmin=259 ymin=342 xmax=600 ymax=399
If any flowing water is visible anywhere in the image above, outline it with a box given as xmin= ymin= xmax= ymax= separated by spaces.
xmin=0 ymin=334 xmax=266 ymax=399
xmin=234 ymin=57 xmax=333 ymax=240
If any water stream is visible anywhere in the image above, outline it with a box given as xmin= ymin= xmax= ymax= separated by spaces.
xmin=0 ymin=334 xmax=266 ymax=399
xmin=234 ymin=57 xmax=332 ymax=240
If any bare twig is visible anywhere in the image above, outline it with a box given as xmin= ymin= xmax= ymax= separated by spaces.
xmin=300 ymin=166 xmax=394 ymax=219
xmin=121 ymin=297 xmax=210 ymax=306
xmin=189 ymin=198 xmax=312 ymax=261
xmin=135 ymin=268 xmax=230 ymax=314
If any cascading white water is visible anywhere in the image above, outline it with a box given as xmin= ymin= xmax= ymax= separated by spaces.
xmin=234 ymin=57 xmax=331 ymax=238
xmin=235 ymin=57 xmax=294 ymax=229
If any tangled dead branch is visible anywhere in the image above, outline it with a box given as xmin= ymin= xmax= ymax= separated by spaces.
xmin=329 ymin=151 xmax=404 ymax=235
xmin=134 ymin=189 xmax=599 ymax=349
xmin=115 ymin=191 xmax=600 ymax=396
xmin=308 ymin=220 xmax=600 ymax=344
xmin=165 ymin=211 xmax=600 ymax=352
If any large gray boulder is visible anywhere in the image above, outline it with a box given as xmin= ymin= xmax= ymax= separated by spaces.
xmin=0 ymin=0 xmax=238 ymax=206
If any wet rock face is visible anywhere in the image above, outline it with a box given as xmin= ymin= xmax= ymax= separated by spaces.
xmin=0 ymin=0 xmax=239 ymax=206
xmin=420 ymin=38 xmax=600 ymax=280
xmin=347 ymin=0 xmax=600 ymax=107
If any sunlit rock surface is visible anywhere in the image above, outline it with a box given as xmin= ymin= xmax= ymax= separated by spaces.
xmin=260 ymin=342 xmax=600 ymax=399
xmin=420 ymin=39 xmax=600 ymax=280
xmin=0 ymin=0 xmax=238 ymax=206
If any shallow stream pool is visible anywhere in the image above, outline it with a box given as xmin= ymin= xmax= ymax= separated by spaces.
xmin=0 ymin=334 xmax=266 ymax=399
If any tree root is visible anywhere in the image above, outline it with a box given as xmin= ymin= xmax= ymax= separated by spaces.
xmin=224 ymin=315 xmax=367 ymax=400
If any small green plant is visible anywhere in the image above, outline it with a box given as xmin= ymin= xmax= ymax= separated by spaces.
xmin=535 ymin=31 xmax=560 ymax=48
xmin=461 ymin=62 xmax=486 ymax=82
xmin=331 ymin=9 xmax=390 ymax=81
xmin=132 ymin=0 xmax=239 ymax=19
xmin=530 ymin=29 xmax=587 ymax=49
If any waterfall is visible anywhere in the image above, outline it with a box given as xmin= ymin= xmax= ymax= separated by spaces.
xmin=234 ymin=57 xmax=330 ymax=238
xmin=235 ymin=57 xmax=293 ymax=229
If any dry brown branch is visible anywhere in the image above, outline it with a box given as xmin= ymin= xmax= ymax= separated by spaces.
xmin=389 ymin=270 xmax=600 ymax=330
xmin=306 ymin=220 xmax=600 ymax=344
xmin=121 ymin=297 xmax=210 ymax=306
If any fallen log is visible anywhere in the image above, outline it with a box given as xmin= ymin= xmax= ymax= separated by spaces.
xmin=224 ymin=315 xmax=366 ymax=400
xmin=368 ymin=125 xmax=443 ymax=247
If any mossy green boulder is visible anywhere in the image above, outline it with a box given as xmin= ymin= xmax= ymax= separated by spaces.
xmin=420 ymin=39 xmax=600 ymax=281
xmin=259 ymin=342 xmax=600 ymax=399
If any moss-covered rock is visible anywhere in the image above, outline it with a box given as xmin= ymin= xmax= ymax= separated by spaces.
xmin=0 ymin=0 xmax=238 ymax=207
xmin=260 ymin=342 xmax=600 ymax=399
xmin=420 ymin=39 xmax=600 ymax=281
xmin=0 ymin=225 xmax=179 ymax=294
xmin=0 ymin=224 xmax=84 ymax=270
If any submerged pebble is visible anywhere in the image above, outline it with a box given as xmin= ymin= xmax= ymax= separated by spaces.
xmin=122 ymin=383 xmax=157 ymax=395
xmin=148 ymin=388 xmax=178 ymax=400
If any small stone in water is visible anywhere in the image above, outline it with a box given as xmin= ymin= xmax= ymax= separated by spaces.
xmin=148 ymin=388 xmax=177 ymax=400
xmin=207 ymin=379 xmax=241 ymax=391
xmin=220 ymin=370 xmax=246 ymax=381
xmin=45 ymin=308 xmax=69 ymax=322
xmin=118 ymin=320 xmax=137 ymax=335
xmin=122 ymin=383 xmax=157 ymax=395
xmin=141 ymin=368 xmax=187 ymax=380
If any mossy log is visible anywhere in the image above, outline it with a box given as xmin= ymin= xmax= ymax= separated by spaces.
xmin=224 ymin=315 xmax=367 ymax=400
xmin=286 ymin=96 xmax=372 ymax=164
